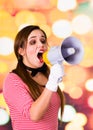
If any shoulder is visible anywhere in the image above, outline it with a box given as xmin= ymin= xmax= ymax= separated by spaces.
xmin=3 ymin=72 xmax=31 ymax=99
xmin=4 ymin=72 xmax=21 ymax=81
xmin=3 ymin=72 xmax=26 ymax=94
xmin=4 ymin=72 xmax=24 ymax=85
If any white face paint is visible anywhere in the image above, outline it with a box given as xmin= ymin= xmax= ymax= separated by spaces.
xmin=19 ymin=29 xmax=48 ymax=68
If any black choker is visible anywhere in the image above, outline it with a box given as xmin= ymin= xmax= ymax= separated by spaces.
xmin=22 ymin=63 xmax=47 ymax=77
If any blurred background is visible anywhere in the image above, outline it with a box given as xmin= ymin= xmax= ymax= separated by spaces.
xmin=0 ymin=0 xmax=93 ymax=130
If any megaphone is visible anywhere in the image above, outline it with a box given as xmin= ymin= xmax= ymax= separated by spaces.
xmin=43 ymin=36 xmax=84 ymax=65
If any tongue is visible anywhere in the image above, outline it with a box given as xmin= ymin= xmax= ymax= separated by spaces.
xmin=39 ymin=56 xmax=43 ymax=63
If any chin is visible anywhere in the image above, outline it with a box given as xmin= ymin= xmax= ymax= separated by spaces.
xmin=38 ymin=62 xmax=44 ymax=67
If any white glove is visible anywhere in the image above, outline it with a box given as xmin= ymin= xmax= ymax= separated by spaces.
xmin=46 ymin=63 xmax=64 ymax=92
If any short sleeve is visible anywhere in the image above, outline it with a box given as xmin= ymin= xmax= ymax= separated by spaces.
xmin=3 ymin=73 xmax=33 ymax=118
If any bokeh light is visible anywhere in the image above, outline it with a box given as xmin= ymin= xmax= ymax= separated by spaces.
xmin=32 ymin=12 xmax=47 ymax=25
xmin=88 ymin=112 xmax=93 ymax=129
xmin=40 ymin=24 xmax=52 ymax=38
xmin=58 ymin=82 xmax=65 ymax=91
xmin=63 ymin=65 xmax=88 ymax=94
xmin=72 ymin=14 xmax=92 ymax=35
xmin=88 ymin=95 xmax=93 ymax=108
xmin=57 ymin=0 xmax=77 ymax=12
xmin=65 ymin=122 xmax=84 ymax=130
xmin=0 ymin=108 xmax=10 ymax=125
xmin=15 ymin=10 xmax=37 ymax=30
xmin=0 ymin=37 xmax=14 ymax=55
xmin=85 ymin=78 xmax=93 ymax=91
xmin=80 ymin=45 xmax=93 ymax=67
xmin=47 ymin=8 xmax=68 ymax=25
xmin=72 ymin=113 xmax=87 ymax=126
xmin=58 ymin=104 xmax=76 ymax=122
xmin=69 ymin=87 xmax=83 ymax=99
xmin=0 ymin=62 xmax=8 ymax=73
xmin=0 ymin=93 xmax=9 ymax=114
xmin=52 ymin=20 xmax=72 ymax=38
xmin=0 ymin=10 xmax=17 ymax=38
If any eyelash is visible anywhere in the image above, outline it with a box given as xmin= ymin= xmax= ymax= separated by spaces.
xmin=41 ymin=40 xmax=46 ymax=44
xmin=29 ymin=39 xmax=46 ymax=45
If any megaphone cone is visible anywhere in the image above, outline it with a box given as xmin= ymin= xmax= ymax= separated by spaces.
xmin=43 ymin=36 xmax=84 ymax=65
xmin=61 ymin=36 xmax=84 ymax=64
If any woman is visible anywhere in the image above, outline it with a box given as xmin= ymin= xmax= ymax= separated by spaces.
xmin=3 ymin=25 xmax=65 ymax=130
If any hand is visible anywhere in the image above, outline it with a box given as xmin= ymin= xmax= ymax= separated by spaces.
xmin=46 ymin=63 xmax=64 ymax=92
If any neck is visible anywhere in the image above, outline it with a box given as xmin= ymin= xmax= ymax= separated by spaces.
xmin=22 ymin=62 xmax=47 ymax=77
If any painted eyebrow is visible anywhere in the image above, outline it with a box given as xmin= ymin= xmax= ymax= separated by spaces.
xmin=29 ymin=35 xmax=45 ymax=39
xmin=28 ymin=35 xmax=46 ymax=42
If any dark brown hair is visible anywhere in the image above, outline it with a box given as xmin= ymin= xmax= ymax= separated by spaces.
xmin=12 ymin=25 xmax=65 ymax=118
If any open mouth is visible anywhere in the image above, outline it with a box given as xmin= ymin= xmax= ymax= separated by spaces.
xmin=37 ymin=52 xmax=44 ymax=63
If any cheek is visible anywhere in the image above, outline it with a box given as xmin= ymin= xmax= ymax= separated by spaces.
xmin=26 ymin=46 xmax=36 ymax=60
xmin=26 ymin=46 xmax=35 ymax=54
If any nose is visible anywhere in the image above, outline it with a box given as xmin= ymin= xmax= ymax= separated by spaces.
xmin=38 ymin=41 xmax=44 ymax=48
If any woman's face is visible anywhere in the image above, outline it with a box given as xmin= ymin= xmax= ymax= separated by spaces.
xmin=19 ymin=29 xmax=48 ymax=68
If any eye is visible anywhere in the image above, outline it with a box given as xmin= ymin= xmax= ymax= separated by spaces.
xmin=29 ymin=40 xmax=36 ymax=45
xmin=40 ymin=39 xmax=46 ymax=44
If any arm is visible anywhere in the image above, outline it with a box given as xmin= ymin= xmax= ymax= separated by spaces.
xmin=30 ymin=88 xmax=53 ymax=121
xmin=30 ymin=63 xmax=64 ymax=121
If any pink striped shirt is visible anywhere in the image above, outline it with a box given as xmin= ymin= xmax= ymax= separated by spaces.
xmin=3 ymin=73 xmax=61 ymax=130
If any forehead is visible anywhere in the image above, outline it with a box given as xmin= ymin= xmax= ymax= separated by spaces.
xmin=28 ymin=29 xmax=45 ymax=39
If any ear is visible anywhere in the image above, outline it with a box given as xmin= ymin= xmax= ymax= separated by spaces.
xmin=18 ymin=47 xmax=25 ymax=56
